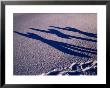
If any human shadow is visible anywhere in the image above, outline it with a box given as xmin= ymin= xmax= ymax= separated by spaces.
xmin=14 ymin=31 xmax=97 ymax=58
xmin=29 ymin=28 xmax=71 ymax=39
xmin=49 ymin=26 xmax=97 ymax=38
xmin=29 ymin=28 xmax=97 ymax=42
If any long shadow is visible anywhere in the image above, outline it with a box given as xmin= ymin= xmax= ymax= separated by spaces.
xmin=49 ymin=26 xmax=97 ymax=38
xmin=65 ymin=44 xmax=96 ymax=52
xmin=29 ymin=28 xmax=71 ymax=39
xmin=14 ymin=31 xmax=97 ymax=58
xmin=30 ymin=28 xmax=97 ymax=42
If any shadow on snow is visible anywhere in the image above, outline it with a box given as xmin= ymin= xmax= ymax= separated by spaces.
xmin=49 ymin=26 xmax=97 ymax=38
xmin=14 ymin=31 xmax=97 ymax=58
xmin=29 ymin=28 xmax=97 ymax=42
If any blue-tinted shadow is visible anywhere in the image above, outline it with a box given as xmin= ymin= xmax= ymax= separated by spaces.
xmin=30 ymin=28 xmax=96 ymax=42
xmin=30 ymin=28 xmax=71 ymax=39
xmin=49 ymin=26 xmax=97 ymax=38
xmin=14 ymin=31 xmax=96 ymax=58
